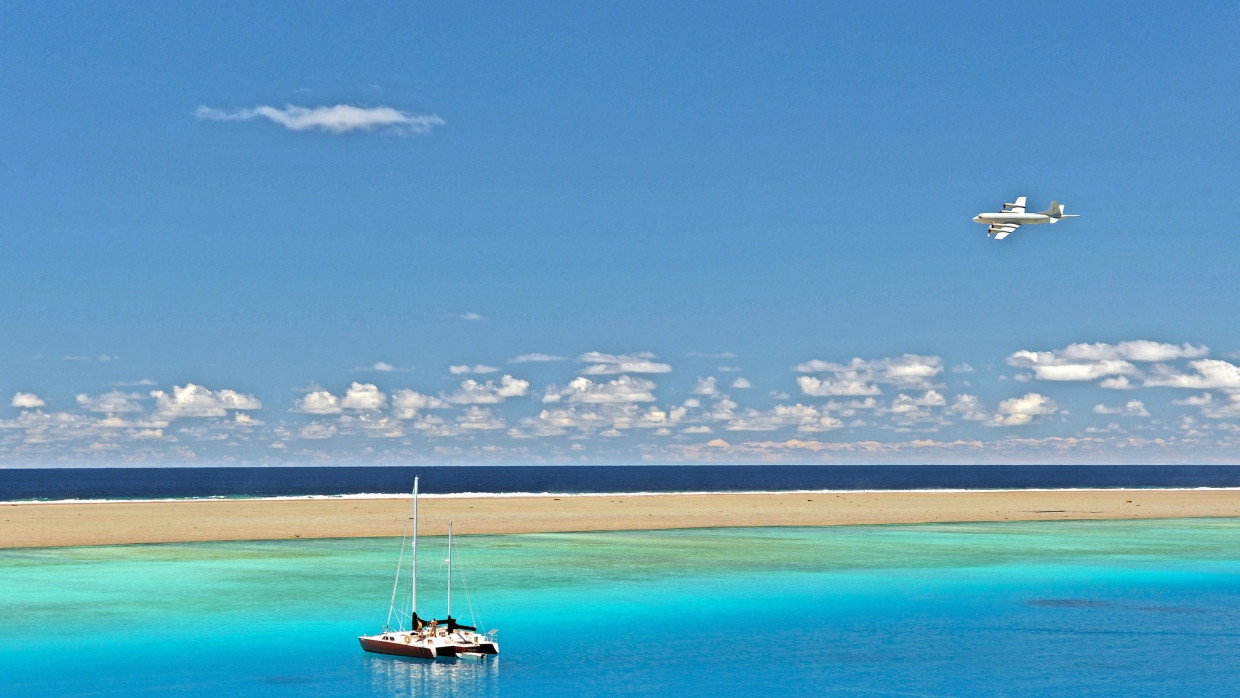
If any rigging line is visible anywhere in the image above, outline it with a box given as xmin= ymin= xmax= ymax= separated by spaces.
xmin=386 ymin=487 xmax=416 ymax=630
xmin=455 ymin=550 xmax=485 ymax=633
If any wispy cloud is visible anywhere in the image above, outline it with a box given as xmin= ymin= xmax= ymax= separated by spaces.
xmin=195 ymin=104 xmax=444 ymax=135
xmin=356 ymin=361 xmax=409 ymax=373
xmin=509 ymin=353 xmax=567 ymax=364
xmin=449 ymin=364 xmax=499 ymax=375
xmin=578 ymin=352 xmax=672 ymax=375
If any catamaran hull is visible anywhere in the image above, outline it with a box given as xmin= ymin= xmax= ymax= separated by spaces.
xmin=358 ymin=635 xmax=499 ymax=659
xmin=358 ymin=636 xmax=438 ymax=659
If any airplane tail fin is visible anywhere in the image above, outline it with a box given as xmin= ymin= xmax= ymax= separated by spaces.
xmin=1039 ymin=201 xmax=1080 ymax=222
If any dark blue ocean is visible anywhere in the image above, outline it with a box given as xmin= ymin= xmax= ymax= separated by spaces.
xmin=2 ymin=464 xmax=1240 ymax=501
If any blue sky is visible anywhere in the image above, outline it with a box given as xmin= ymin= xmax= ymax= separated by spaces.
xmin=3 ymin=1 xmax=1240 ymax=465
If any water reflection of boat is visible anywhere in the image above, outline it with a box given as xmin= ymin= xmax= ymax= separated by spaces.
xmin=358 ymin=478 xmax=499 ymax=659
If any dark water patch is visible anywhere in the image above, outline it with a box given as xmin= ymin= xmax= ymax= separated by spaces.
xmin=1027 ymin=599 xmax=1112 ymax=608
xmin=4 ymin=464 xmax=1240 ymax=500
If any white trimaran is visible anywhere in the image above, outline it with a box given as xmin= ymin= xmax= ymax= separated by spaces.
xmin=358 ymin=477 xmax=499 ymax=659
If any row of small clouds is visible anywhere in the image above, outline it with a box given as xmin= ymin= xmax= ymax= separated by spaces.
xmin=9 ymin=340 xmax=1240 ymax=460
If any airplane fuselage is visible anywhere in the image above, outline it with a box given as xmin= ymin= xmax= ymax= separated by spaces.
xmin=972 ymin=212 xmax=1055 ymax=226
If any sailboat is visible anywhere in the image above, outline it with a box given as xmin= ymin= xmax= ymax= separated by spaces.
xmin=358 ymin=477 xmax=499 ymax=659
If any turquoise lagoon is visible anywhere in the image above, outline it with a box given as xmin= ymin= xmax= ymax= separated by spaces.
xmin=2 ymin=519 xmax=1238 ymax=696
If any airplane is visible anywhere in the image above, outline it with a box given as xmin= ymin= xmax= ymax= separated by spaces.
xmin=973 ymin=197 xmax=1079 ymax=239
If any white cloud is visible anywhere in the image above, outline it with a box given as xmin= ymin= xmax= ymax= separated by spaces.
xmin=691 ymin=377 xmax=720 ymax=397
xmin=1172 ymin=393 xmax=1213 ymax=406
xmin=948 ymin=394 xmax=989 ymax=421
xmin=1007 ymin=351 xmax=1137 ymax=381
xmin=795 ymin=355 xmax=942 ymax=395
xmin=578 ymin=351 xmax=672 ymax=375
xmin=391 ymin=389 xmax=447 ymax=417
xmin=1099 ymin=376 xmax=1135 ymax=390
xmin=991 ymin=393 xmax=1057 ymax=426
xmin=341 ymin=383 xmax=387 ymax=410
xmin=365 ymin=361 xmax=405 ymax=372
xmin=797 ymin=375 xmax=881 ymax=397
xmin=449 ymin=364 xmax=499 ymax=375
xmin=509 ymin=353 xmax=566 ymax=363
xmin=11 ymin=392 xmax=45 ymax=408
xmin=150 ymin=384 xmax=261 ymax=419
xmin=1144 ymin=359 xmax=1240 ymax=390
xmin=300 ymin=422 xmax=337 ymax=439
xmin=446 ymin=375 xmax=529 ymax=404
xmin=543 ymin=376 xmax=657 ymax=404
xmin=1201 ymin=393 xmax=1240 ymax=419
xmin=1110 ymin=341 xmax=1208 ymax=362
xmin=195 ymin=104 xmax=444 ymax=135
xmin=951 ymin=363 xmax=976 ymax=374
xmin=725 ymin=403 xmax=843 ymax=433
xmin=731 ymin=377 xmax=752 ymax=389
xmin=294 ymin=390 xmax=342 ymax=415
xmin=75 ymin=390 xmax=144 ymax=413
xmin=1007 ymin=341 xmax=1209 ymax=384
xmin=1092 ymin=400 xmax=1150 ymax=417
xmin=887 ymin=390 xmax=947 ymax=417
xmin=459 ymin=312 xmax=484 ymax=321
xmin=456 ymin=406 xmax=505 ymax=431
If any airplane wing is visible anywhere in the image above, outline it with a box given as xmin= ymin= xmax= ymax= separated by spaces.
xmin=1001 ymin=196 xmax=1027 ymax=213
xmin=989 ymin=223 xmax=1019 ymax=240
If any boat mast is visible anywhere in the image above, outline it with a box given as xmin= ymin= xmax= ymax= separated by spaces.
xmin=411 ymin=477 xmax=419 ymax=626
xmin=446 ymin=520 xmax=453 ymax=618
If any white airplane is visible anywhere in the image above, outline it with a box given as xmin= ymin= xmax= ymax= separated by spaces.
xmin=973 ymin=197 xmax=1079 ymax=239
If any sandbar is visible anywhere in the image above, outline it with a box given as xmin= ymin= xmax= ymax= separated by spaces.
xmin=2 ymin=489 xmax=1238 ymax=549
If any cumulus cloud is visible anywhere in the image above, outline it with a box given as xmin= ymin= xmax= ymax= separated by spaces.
xmin=11 ymin=392 xmax=45 ymax=408
xmin=795 ymin=355 xmax=942 ymax=396
xmin=1093 ymin=400 xmax=1150 ymax=417
xmin=195 ymin=104 xmax=444 ymax=135
xmin=947 ymin=394 xmax=989 ymax=421
xmin=150 ymin=384 xmax=261 ymax=419
xmin=543 ymin=376 xmax=657 ymax=404
xmin=731 ymin=377 xmax=752 ymax=389
xmin=76 ymin=390 xmax=144 ymax=414
xmin=509 ymin=353 xmax=566 ymax=363
xmin=446 ymin=375 xmax=529 ymax=404
xmin=456 ymin=406 xmax=505 ymax=431
xmin=885 ymin=390 xmax=948 ymax=422
xmin=300 ymin=422 xmax=337 ymax=439
xmin=691 ymin=377 xmax=721 ymax=397
xmin=391 ymin=389 xmax=447 ymax=417
xmin=1007 ymin=341 xmax=1209 ymax=383
xmin=1144 ymin=359 xmax=1240 ymax=390
xmin=725 ymin=404 xmax=843 ymax=433
xmin=341 ymin=383 xmax=387 ymax=410
xmin=579 ymin=352 xmax=672 ymax=375
xmin=511 ymin=406 xmax=615 ymax=437
xmin=991 ymin=393 xmax=1057 ymax=426
xmin=797 ymin=375 xmax=881 ymax=397
xmin=295 ymin=390 xmax=342 ymax=415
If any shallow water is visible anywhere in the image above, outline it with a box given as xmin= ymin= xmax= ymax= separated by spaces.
xmin=2 ymin=519 xmax=1237 ymax=696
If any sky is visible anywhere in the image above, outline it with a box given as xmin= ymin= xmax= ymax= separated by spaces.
xmin=3 ymin=1 xmax=1240 ymax=466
